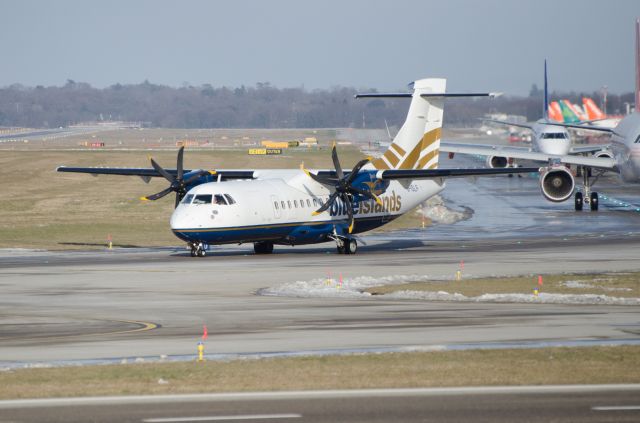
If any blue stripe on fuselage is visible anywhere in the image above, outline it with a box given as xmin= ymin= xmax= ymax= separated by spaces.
xmin=172 ymin=215 xmax=399 ymax=246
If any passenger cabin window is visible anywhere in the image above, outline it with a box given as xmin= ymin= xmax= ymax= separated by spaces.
xmin=274 ymin=201 xmax=279 ymax=210
xmin=182 ymin=194 xmax=194 ymax=204
xmin=306 ymin=199 xmax=311 ymax=207
xmin=193 ymin=194 xmax=212 ymax=205
xmin=294 ymin=200 xmax=298 ymax=208
xmin=224 ymin=194 xmax=236 ymax=204
xmin=288 ymin=200 xmax=292 ymax=209
xmin=281 ymin=201 xmax=285 ymax=209
xmin=214 ymin=194 xmax=227 ymax=205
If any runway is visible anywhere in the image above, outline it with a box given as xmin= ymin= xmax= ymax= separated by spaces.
xmin=2 ymin=154 xmax=640 ymax=366
xmin=1 ymin=386 xmax=640 ymax=422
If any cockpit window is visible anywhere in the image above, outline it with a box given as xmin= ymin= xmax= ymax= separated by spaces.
xmin=181 ymin=194 xmax=194 ymax=204
xmin=213 ymin=194 xmax=227 ymax=205
xmin=635 ymin=134 xmax=640 ymax=144
xmin=193 ymin=194 xmax=212 ymax=205
xmin=542 ymin=132 xmax=567 ymax=139
xmin=224 ymin=194 xmax=236 ymax=204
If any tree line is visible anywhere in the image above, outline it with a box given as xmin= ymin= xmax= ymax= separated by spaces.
xmin=0 ymin=80 xmax=634 ymax=129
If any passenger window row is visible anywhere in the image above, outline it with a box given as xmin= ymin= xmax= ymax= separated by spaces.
xmin=274 ymin=197 xmax=327 ymax=211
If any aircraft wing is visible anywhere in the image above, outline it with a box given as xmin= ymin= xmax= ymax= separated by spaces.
xmin=569 ymin=145 xmax=610 ymax=154
xmin=56 ymin=166 xmax=255 ymax=180
xmin=439 ymin=142 xmax=616 ymax=171
xmin=377 ymin=166 xmax=539 ymax=180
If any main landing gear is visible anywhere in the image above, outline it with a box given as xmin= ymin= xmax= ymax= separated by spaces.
xmin=189 ymin=242 xmax=207 ymax=257
xmin=335 ymin=237 xmax=357 ymax=255
xmin=254 ymin=241 xmax=274 ymax=254
xmin=574 ymin=166 xmax=600 ymax=212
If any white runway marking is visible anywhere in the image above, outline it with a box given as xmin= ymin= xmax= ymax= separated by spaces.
xmin=592 ymin=405 xmax=640 ymax=411
xmin=142 ymin=414 xmax=301 ymax=422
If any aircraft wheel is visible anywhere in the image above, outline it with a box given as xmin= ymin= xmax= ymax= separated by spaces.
xmin=190 ymin=249 xmax=196 ymax=257
xmin=575 ymin=192 xmax=583 ymax=211
xmin=345 ymin=239 xmax=357 ymax=255
xmin=590 ymin=192 xmax=599 ymax=211
xmin=254 ymin=241 xmax=274 ymax=254
xmin=337 ymin=244 xmax=345 ymax=254
xmin=197 ymin=249 xmax=206 ymax=257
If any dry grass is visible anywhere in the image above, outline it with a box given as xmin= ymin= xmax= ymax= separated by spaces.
xmin=364 ymin=272 xmax=640 ymax=298
xmin=1 ymin=346 xmax=638 ymax=399
xmin=2 ymin=138 xmax=425 ymax=249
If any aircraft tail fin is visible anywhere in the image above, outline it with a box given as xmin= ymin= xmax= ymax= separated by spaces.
xmin=367 ymin=79 xmax=447 ymax=171
xmin=543 ymin=60 xmax=549 ymax=120
xmin=636 ymin=18 xmax=639 ymax=112
xmin=548 ymin=101 xmax=564 ymax=122
xmin=583 ymin=97 xmax=606 ymax=120
xmin=558 ymin=100 xmax=581 ymax=123
xmin=357 ymin=81 xmax=498 ymax=170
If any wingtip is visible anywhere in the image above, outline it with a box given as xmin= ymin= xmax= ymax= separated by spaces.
xmin=139 ymin=196 xmax=149 ymax=201
xmin=348 ymin=223 xmax=354 ymax=234
xmin=208 ymin=170 xmax=217 ymax=175
xmin=312 ymin=211 xmax=321 ymax=216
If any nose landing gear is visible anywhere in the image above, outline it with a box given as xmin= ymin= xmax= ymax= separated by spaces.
xmin=188 ymin=242 xmax=207 ymax=257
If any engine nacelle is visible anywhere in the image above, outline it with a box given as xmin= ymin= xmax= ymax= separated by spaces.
xmin=486 ymin=155 xmax=509 ymax=168
xmin=540 ymin=166 xmax=575 ymax=202
xmin=593 ymin=150 xmax=613 ymax=159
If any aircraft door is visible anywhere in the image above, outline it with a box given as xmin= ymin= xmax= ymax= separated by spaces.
xmin=271 ymin=195 xmax=282 ymax=219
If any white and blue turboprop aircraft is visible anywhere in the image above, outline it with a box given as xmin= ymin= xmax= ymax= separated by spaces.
xmin=57 ymin=78 xmax=537 ymax=257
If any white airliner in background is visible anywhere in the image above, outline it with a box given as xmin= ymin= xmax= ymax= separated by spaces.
xmin=58 ymin=79 xmax=536 ymax=257
xmin=440 ymin=60 xmax=613 ymax=211
xmin=441 ymin=19 xmax=640 ymax=212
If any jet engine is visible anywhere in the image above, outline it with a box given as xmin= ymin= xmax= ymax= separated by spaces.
xmin=485 ymin=155 xmax=509 ymax=168
xmin=540 ymin=166 xmax=575 ymax=202
xmin=593 ymin=150 xmax=613 ymax=159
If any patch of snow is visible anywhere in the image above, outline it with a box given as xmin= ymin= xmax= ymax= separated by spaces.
xmin=562 ymin=280 xmax=633 ymax=292
xmin=419 ymin=195 xmax=473 ymax=225
xmin=260 ymin=274 xmax=640 ymax=306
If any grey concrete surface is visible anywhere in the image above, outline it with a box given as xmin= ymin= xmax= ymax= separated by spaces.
xmin=1 ymin=386 xmax=640 ymax=423
xmin=2 ymin=154 xmax=640 ymax=366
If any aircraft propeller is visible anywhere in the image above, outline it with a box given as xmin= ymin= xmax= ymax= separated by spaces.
xmin=304 ymin=143 xmax=382 ymax=233
xmin=141 ymin=146 xmax=212 ymax=208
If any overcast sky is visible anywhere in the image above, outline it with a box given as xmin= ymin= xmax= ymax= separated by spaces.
xmin=1 ymin=0 xmax=637 ymax=95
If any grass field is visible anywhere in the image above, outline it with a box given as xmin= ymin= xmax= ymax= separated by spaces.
xmin=1 ymin=346 xmax=638 ymax=399
xmin=0 ymin=136 xmax=426 ymax=250
xmin=363 ymin=272 xmax=640 ymax=298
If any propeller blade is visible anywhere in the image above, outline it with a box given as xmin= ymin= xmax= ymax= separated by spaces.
xmin=303 ymin=168 xmax=336 ymax=186
xmin=313 ymin=191 xmax=339 ymax=215
xmin=346 ymin=158 xmax=371 ymax=184
xmin=331 ymin=142 xmax=344 ymax=180
xmin=150 ymin=157 xmax=176 ymax=183
xmin=350 ymin=186 xmax=383 ymax=206
xmin=176 ymin=146 xmax=184 ymax=180
xmin=342 ymin=193 xmax=355 ymax=233
xmin=140 ymin=186 xmax=174 ymax=201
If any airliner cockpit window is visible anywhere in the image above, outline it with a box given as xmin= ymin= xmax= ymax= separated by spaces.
xmin=193 ymin=194 xmax=212 ymax=205
xmin=214 ymin=194 xmax=227 ymax=205
xmin=635 ymin=134 xmax=640 ymax=144
xmin=224 ymin=194 xmax=236 ymax=204
xmin=181 ymin=194 xmax=194 ymax=204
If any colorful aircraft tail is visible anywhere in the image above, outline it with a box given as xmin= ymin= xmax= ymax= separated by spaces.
xmin=558 ymin=100 xmax=581 ymax=123
xmin=548 ymin=101 xmax=564 ymax=122
xmin=562 ymin=100 xmax=588 ymax=121
xmin=369 ymin=79 xmax=446 ymax=171
xmin=583 ymin=97 xmax=606 ymax=120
